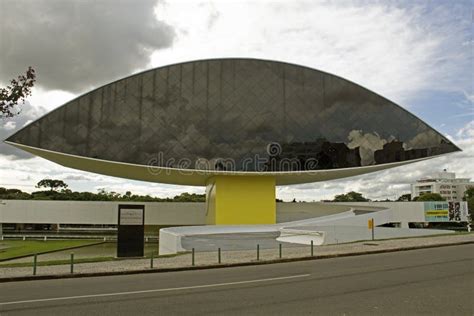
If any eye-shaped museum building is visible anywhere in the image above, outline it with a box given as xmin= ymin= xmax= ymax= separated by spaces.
xmin=5 ymin=58 xmax=460 ymax=225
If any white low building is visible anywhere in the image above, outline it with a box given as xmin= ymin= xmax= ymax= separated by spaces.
xmin=0 ymin=199 xmax=470 ymax=254
xmin=411 ymin=170 xmax=473 ymax=201
xmin=0 ymin=200 xmax=469 ymax=229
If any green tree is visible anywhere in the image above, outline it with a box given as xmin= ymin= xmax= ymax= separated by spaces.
xmin=96 ymin=188 xmax=121 ymax=200
xmin=172 ymin=192 xmax=205 ymax=202
xmin=333 ymin=191 xmax=369 ymax=202
xmin=1 ymin=184 xmax=209 ymax=203
xmin=413 ymin=193 xmax=445 ymax=201
xmin=36 ymin=179 xmax=68 ymax=192
xmin=397 ymin=193 xmax=412 ymax=201
xmin=0 ymin=67 xmax=36 ymax=118
xmin=0 ymin=187 xmax=31 ymax=199
xmin=463 ymin=187 xmax=474 ymax=217
xmin=464 ymin=187 xmax=474 ymax=200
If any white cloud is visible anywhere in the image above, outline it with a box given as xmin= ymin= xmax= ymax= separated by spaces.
xmin=92 ymin=182 xmax=203 ymax=197
xmin=152 ymin=0 xmax=470 ymax=105
xmin=3 ymin=121 xmax=16 ymax=131
xmin=27 ymin=89 xmax=76 ymax=113
xmin=0 ymin=154 xmax=204 ymax=197
xmin=456 ymin=120 xmax=474 ymax=138
xmin=0 ymin=101 xmax=48 ymax=159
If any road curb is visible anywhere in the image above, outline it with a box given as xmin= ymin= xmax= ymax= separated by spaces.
xmin=1 ymin=240 xmax=473 ymax=283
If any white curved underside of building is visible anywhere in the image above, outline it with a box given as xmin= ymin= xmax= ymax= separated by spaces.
xmin=7 ymin=142 xmax=436 ymax=186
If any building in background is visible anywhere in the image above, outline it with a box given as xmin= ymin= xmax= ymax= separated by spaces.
xmin=411 ymin=170 xmax=473 ymax=201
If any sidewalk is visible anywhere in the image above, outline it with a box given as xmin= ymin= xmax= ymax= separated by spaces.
xmin=1 ymin=234 xmax=473 ymax=281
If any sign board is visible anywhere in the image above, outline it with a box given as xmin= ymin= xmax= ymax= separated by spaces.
xmin=117 ymin=205 xmax=145 ymax=257
xmin=424 ymin=201 xmax=469 ymax=222
xmin=368 ymin=218 xmax=374 ymax=229
xmin=119 ymin=208 xmax=144 ymax=225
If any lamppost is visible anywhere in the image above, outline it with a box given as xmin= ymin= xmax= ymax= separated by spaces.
xmin=0 ymin=200 xmax=5 ymax=239
xmin=467 ymin=214 xmax=472 ymax=233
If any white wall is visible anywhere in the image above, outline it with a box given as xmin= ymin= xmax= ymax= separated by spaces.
xmin=0 ymin=200 xmax=205 ymax=225
xmin=0 ymin=200 xmax=466 ymax=226
xmin=356 ymin=202 xmax=426 ymax=223
xmin=0 ymin=201 xmax=353 ymax=225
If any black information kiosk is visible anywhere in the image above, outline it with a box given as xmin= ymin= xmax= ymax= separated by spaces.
xmin=117 ymin=204 xmax=145 ymax=257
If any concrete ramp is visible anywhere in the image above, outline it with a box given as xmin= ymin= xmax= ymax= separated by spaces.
xmin=159 ymin=204 xmax=454 ymax=255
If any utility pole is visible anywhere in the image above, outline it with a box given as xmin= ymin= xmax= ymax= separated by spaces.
xmin=0 ymin=200 xmax=5 ymax=239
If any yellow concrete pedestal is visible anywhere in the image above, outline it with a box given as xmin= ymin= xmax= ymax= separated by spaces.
xmin=205 ymin=176 xmax=276 ymax=225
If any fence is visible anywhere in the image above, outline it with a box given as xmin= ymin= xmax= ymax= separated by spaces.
xmin=1 ymin=241 xmax=325 ymax=278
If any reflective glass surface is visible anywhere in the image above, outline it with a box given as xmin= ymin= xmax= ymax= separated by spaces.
xmin=7 ymin=59 xmax=459 ymax=172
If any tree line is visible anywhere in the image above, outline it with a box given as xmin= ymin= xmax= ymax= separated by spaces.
xmin=0 ymin=179 xmax=205 ymax=202
xmin=1 ymin=179 xmax=472 ymax=211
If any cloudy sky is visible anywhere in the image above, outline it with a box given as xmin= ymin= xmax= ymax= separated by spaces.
xmin=0 ymin=0 xmax=472 ymax=201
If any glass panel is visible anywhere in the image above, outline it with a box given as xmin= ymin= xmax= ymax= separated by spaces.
xmin=7 ymin=59 xmax=460 ymax=172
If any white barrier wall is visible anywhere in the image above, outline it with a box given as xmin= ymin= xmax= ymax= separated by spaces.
xmin=0 ymin=200 xmax=205 ymax=225
xmin=333 ymin=201 xmax=469 ymax=225
xmin=0 ymin=200 xmax=468 ymax=226
xmin=0 ymin=201 xmax=355 ymax=225
xmin=332 ymin=202 xmax=423 ymax=227
xmin=347 ymin=202 xmax=426 ymax=223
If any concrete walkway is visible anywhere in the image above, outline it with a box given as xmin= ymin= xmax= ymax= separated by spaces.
xmin=1 ymin=234 xmax=473 ymax=280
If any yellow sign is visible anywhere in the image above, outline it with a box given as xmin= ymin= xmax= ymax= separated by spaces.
xmin=368 ymin=218 xmax=374 ymax=229
xmin=425 ymin=210 xmax=448 ymax=216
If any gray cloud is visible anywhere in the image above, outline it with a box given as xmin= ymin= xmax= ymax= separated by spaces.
xmin=63 ymin=174 xmax=94 ymax=181
xmin=207 ymin=6 xmax=220 ymax=29
xmin=0 ymin=102 xmax=47 ymax=159
xmin=0 ymin=0 xmax=175 ymax=93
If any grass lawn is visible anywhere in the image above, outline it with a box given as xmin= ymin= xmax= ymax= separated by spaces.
xmin=0 ymin=240 xmax=102 ymax=261
xmin=0 ymin=241 xmax=181 ymax=267
xmin=0 ymin=252 xmax=184 ymax=268
xmin=0 ymin=256 xmax=116 ymax=268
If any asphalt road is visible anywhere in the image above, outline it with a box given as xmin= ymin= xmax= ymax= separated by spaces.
xmin=0 ymin=244 xmax=472 ymax=315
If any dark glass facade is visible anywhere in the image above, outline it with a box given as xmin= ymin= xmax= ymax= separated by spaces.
xmin=7 ymin=58 xmax=459 ymax=172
